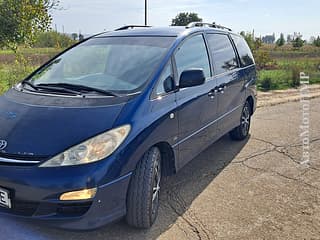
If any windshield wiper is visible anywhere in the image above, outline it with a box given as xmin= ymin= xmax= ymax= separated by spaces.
xmin=37 ymin=83 xmax=120 ymax=97
xmin=22 ymin=81 xmax=81 ymax=95
xmin=21 ymin=80 xmax=38 ymax=91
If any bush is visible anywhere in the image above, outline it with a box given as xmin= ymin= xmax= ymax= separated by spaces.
xmin=292 ymin=37 xmax=304 ymax=48
xmin=258 ymin=70 xmax=293 ymax=90
xmin=33 ymin=31 xmax=76 ymax=48
xmin=240 ymin=32 xmax=262 ymax=51
xmin=276 ymin=33 xmax=285 ymax=47
xmin=260 ymin=77 xmax=272 ymax=91
xmin=313 ymin=36 xmax=320 ymax=47
xmin=0 ymin=58 xmax=35 ymax=95
xmin=0 ymin=64 xmax=34 ymax=95
xmin=254 ymin=51 xmax=275 ymax=70
xmin=290 ymin=66 xmax=301 ymax=88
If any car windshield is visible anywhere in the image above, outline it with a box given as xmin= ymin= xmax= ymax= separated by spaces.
xmin=27 ymin=36 xmax=175 ymax=95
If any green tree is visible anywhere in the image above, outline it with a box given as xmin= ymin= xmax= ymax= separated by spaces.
xmin=0 ymin=0 xmax=59 ymax=52
xmin=171 ymin=12 xmax=202 ymax=26
xmin=313 ymin=36 xmax=320 ymax=47
xmin=254 ymin=37 xmax=263 ymax=50
xmin=240 ymin=31 xmax=254 ymax=50
xmin=240 ymin=31 xmax=262 ymax=51
xmin=34 ymin=31 xmax=75 ymax=48
xmin=71 ymin=33 xmax=78 ymax=41
xmin=79 ymin=33 xmax=84 ymax=41
xmin=276 ymin=33 xmax=285 ymax=47
xmin=292 ymin=37 xmax=304 ymax=48
xmin=255 ymin=51 xmax=273 ymax=69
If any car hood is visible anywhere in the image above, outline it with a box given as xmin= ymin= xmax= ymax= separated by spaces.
xmin=0 ymin=90 xmax=128 ymax=158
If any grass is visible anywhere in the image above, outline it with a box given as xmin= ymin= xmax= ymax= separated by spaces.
xmin=256 ymin=46 xmax=320 ymax=90
xmin=0 ymin=47 xmax=62 ymax=94
xmin=0 ymin=64 xmax=36 ymax=93
xmin=260 ymin=44 xmax=320 ymax=59
xmin=0 ymin=48 xmax=62 ymax=55
xmin=258 ymin=70 xmax=292 ymax=90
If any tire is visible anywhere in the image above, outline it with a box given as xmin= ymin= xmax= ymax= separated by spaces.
xmin=126 ymin=147 xmax=162 ymax=228
xmin=229 ymin=101 xmax=251 ymax=141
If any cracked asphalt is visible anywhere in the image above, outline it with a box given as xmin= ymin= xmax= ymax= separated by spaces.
xmin=1 ymin=98 xmax=319 ymax=240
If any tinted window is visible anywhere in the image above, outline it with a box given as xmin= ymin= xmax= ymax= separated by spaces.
xmin=231 ymin=35 xmax=254 ymax=67
xmin=28 ymin=37 xmax=175 ymax=94
xmin=207 ymin=34 xmax=238 ymax=75
xmin=155 ymin=61 xmax=173 ymax=95
xmin=175 ymin=35 xmax=211 ymax=80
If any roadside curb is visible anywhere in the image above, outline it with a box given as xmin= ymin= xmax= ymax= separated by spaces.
xmin=257 ymin=84 xmax=320 ymax=108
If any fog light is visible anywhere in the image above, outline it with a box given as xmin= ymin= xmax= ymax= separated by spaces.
xmin=60 ymin=188 xmax=97 ymax=201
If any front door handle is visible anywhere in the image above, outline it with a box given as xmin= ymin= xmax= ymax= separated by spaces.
xmin=217 ymin=85 xmax=227 ymax=94
xmin=208 ymin=84 xmax=227 ymax=98
xmin=208 ymin=87 xmax=219 ymax=98
xmin=208 ymin=90 xmax=215 ymax=99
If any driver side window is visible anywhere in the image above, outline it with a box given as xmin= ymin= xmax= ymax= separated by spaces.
xmin=174 ymin=34 xmax=211 ymax=80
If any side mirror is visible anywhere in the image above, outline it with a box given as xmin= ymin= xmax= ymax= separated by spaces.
xmin=179 ymin=69 xmax=205 ymax=89
xmin=163 ymin=76 xmax=175 ymax=93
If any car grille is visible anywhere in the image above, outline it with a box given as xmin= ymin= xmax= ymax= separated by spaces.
xmin=0 ymin=200 xmax=92 ymax=217
xmin=0 ymin=153 xmax=49 ymax=166
xmin=14 ymin=200 xmax=39 ymax=216
xmin=56 ymin=202 xmax=92 ymax=217
xmin=0 ymin=200 xmax=39 ymax=216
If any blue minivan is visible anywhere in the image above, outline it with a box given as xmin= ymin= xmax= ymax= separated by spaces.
xmin=0 ymin=23 xmax=257 ymax=230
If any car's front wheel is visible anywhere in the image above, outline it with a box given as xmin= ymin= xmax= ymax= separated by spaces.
xmin=229 ymin=101 xmax=251 ymax=140
xmin=126 ymin=147 xmax=162 ymax=228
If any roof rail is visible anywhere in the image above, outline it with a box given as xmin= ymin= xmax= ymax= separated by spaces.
xmin=186 ymin=22 xmax=232 ymax=32
xmin=115 ymin=25 xmax=152 ymax=31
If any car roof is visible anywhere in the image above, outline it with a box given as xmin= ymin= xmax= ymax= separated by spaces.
xmin=94 ymin=26 xmax=239 ymax=39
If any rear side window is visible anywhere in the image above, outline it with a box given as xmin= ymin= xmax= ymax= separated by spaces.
xmin=174 ymin=34 xmax=211 ymax=80
xmin=206 ymin=34 xmax=238 ymax=75
xmin=231 ymin=35 xmax=255 ymax=67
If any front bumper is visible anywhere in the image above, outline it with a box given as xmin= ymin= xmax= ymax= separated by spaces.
xmin=0 ymin=163 xmax=131 ymax=230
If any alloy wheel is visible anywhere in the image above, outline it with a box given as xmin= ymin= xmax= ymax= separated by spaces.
xmin=241 ymin=104 xmax=251 ymax=136
xmin=151 ymin=154 xmax=161 ymax=221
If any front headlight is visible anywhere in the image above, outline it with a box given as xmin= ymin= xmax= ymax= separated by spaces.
xmin=40 ymin=125 xmax=131 ymax=167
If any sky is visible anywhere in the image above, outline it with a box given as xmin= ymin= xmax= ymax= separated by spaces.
xmin=52 ymin=0 xmax=319 ymax=40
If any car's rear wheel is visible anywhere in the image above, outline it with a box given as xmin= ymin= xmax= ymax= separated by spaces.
xmin=229 ymin=101 xmax=251 ymax=140
xmin=126 ymin=147 xmax=162 ymax=228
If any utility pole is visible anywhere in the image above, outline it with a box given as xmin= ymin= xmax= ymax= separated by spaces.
xmin=144 ymin=0 xmax=148 ymax=26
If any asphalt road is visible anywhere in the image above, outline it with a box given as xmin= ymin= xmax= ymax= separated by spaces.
xmin=1 ymin=98 xmax=320 ymax=240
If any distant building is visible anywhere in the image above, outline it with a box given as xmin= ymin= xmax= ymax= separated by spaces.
xmin=262 ymin=33 xmax=275 ymax=44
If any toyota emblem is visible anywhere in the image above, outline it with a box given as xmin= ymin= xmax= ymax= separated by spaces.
xmin=0 ymin=140 xmax=7 ymax=150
